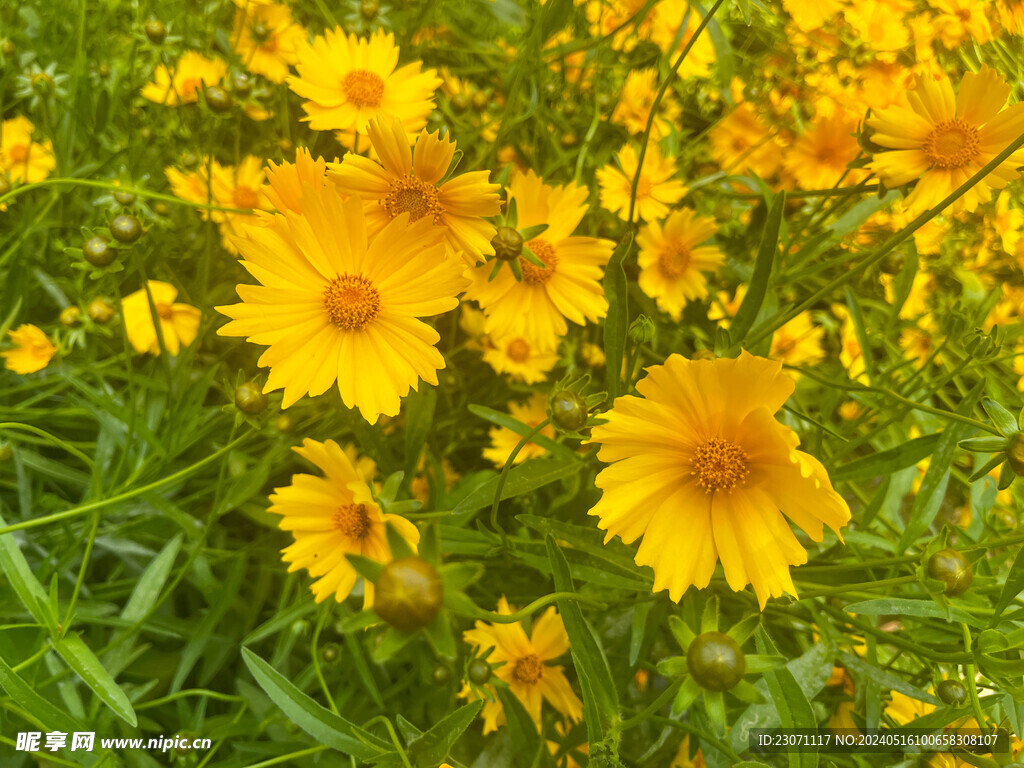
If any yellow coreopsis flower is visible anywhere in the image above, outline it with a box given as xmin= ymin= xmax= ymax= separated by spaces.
xmin=287 ymin=28 xmax=440 ymax=142
xmin=121 ymin=281 xmax=201 ymax=356
xmin=709 ymin=102 xmax=782 ymax=179
xmin=466 ymin=170 xmax=614 ymax=347
xmin=482 ymin=393 xmax=556 ymax=468
xmin=597 ymin=143 xmax=687 ymax=223
xmin=216 ymin=182 xmax=470 ymax=422
xmin=232 ymin=2 xmax=305 ymax=84
xmin=611 ymin=69 xmax=681 ymax=140
xmin=459 ymin=596 xmax=583 ymax=734
xmin=929 ymin=0 xmax=993 ymax=48
xmin=263 ymin=148 xmax=331 ymax=216
xmin=0 ymin=117 xmax=56 ymax=185
xmin=482 ymin=334 xmax=560 ymax=384
xmin=649 ymin=0 xmax=716 ymax=79
xmin=329 ymin=116 xmax=502 ymax=265
xmin=998 ymin=0 xmax=1024 ymax=35
xmin=636 ymin=208 xmax=723 ymax=321
xmin=781 ymin=0 xmax=844 ymax=30
xmin=867 ymin=65 xmax=1024 ymax=216
xmin=783 ymin=111 xmax=865 ymax=191
xmin=268 ymin=438 xmax=419 ymax=605
xmin=843 ymin=0 xmax=913 ymax=51
xmin=2 ymin=324 xmax=57 ymax=374
xmin=770 ymin=311 xmax=825 ymax=369
xmin=141 ymin=51 xmax=228 ymax=106
xmin=588 ymin=352 xmax=851 ymax=608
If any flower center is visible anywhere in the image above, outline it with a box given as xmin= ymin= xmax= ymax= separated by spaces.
xmin=513 ymin=654 xmax=543 ymax=684
xmin=8 ymin=144 xmax=28 ymax=163
xmin=233 ymin=187 xmax=260 ymax=209
xmin=180 ymin=77 xmax=203 ymax=97
xmin=657 ymin=242 xmax=691 ymax=280
xmin=156 ymin=303 xmax=174 ymax=320
xmin=382 ymin=176 xmax=443 ymax=223
xmin=520 ymin=239 xmax=558 ymax=285
xmin=505 ymin=338 xmax=531 ymax=363
xmin=332 ymin=503 xmax=371 ymax=539
xmin=342 ymin=69 xmax=385 ymax=108
xmin=923 ymin=119 xmax=980 ymax=170
xmin=692 ymin=437 xmax=749 ymax=494
xmin=323 ymin=274 xmax=382 ymax=330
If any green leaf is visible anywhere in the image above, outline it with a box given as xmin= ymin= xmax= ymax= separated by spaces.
xmin=844 ymin=598 xmax=984 ymax=627
xmin=602 ymin=234 xmax=634 ymax=399
xmin=0 ymin=653 xmax=82 ymax=733
xmin=0 ymin=509 xmax=52 ymax=626
xmin=404 ymin=387 xmax=436 ymax=480
xmin=757 ymin=628 xmax=817 ymax=768
xmin=838 ymin=652 xmax=938 ymax=705
xmin=669 ymin=615 xmax=695 ymax=651
xmin=744 ymin=655 xmax=787 ymax=674
xmin=831 ymin=434 xmax=940 ymax=482
xmin=729 ymin=191 xmax=784 ymax=344
xmin=51 ymin=633 xmax=137 ymax=726
xmin=843 ymin=286 xmax=874 ymax=381
xmin=451 ymin=458 xmax=583 ymax=520
xmin=735 ymin=0 xmax=750 ymax=24
xmin=672 ymin=676 xmax=700 ymax=716
xmin=407 ymin=700 xmax=483 ymax=767
xmin=545 ymin=535 xmax=620 ymax=746
xmin=386 ymin=522 xmax=415 ymax=560
xmin=468 ymin=404 xmax=572 ymax=458
xmin=346 ymin=554 xmax=384 ymax=583
xmin=958 ymin=436 xmax=1006 ymax=452
xmin=495 ymin=686 xmax=550 ymax=767
xmin=898 ymin=380 xmax=984 ymax=552
xmin=241 ymin=647 xmax=392 ymax=759
xmin=992 ymin=546 xmax=1024 ymax=624
xmin=983 ymin=398 xmax=1018 ymax=436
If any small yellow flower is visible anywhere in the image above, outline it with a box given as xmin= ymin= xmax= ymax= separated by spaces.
xmin=121 ymin=281 xmax=201 ymax=356
xmin=2 ymin=324 xmax=57 ymax=374
xmin=482 ymin=334 xmax=559 ymax=384
xmin=783 ymin=110 xmax=866 ymax=191
xmin=611 ymin=69 xmax=680 ymax=140
xmin=709 ymin=101 xmax=781 ymax=180
xmin=482 ymin=393 xmax=556 ymax=468
xmin=649 ymin=0 xmax=716 ymax=79
xmin=141 ymin=51 xmax=228 ymax=106
xmin=232 ymin=2 xmax=305 ymax=84
xmin=770 ymin=312 xmax=825 ymax=370
xmin=780 ymin=0 xmax=844 ymax=30
xmin=597 ymin=143 xmax=687 ymax=223
xmin=0 ymin=116 xmax=56 ymax=184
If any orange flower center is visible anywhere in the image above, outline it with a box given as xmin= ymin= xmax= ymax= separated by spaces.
xmin=323 ymin=274 xmax=381 ymax=330
xmin=505 ymin=338 xmax=531 ymax=363
xmin=923 ymin=119 xmax=980 ymax=170
xmin=657 ymin=242 xmax=691 ymax=280
xmin=520 ymin=238 xmax=558 ymax=285
xmin=382 ymin=176 xmax=443 ymax=223
xmin=233 ymin=187 xmax=260 ymax=209
xmin=513 ymin=654 xmax=543 ymax=684
xmin=156 ymin=303 xmax=174 ymax=320
xmin=332 ymin=503 xmax=371 ymax=539
xmin=180 ymin=77 xmax=203 ymax=97
xmin=8 ymin=144 xmax=28 ymax=163
xmin=692 ymin=438 xmax=749 ymax=494
xmin=342 ymin=69 xmax=385 ymax=108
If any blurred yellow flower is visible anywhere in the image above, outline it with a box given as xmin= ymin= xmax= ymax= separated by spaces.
xmin=781 ymin=0 xmax=843 ymax=30
xmin=589 ymin=352 xmax=850 ymax=608
xmin=482 ymin=333 xmax=559 ymax=384
xmin=232 ymin=2 xmax=305 ymax=84
xmin=268 ymin=438 xmax=419 ymax=605
xmin=770 ymin=311 xmax=825 ymax=369
xmin=650 ymin=0 xmax=716 ymax=79
xmin=482 ymin=393 xmax=556 ymax=467
xmin=597 ymin=143 xmax=687 ymax=223
xmin=2 ymin=324 xmax=56 ymax=374
xmin=784 ymin=111 xmax=865 ymax=190
xmin=929 ymin=0 xmax=993 ymax=48
xmin=141 ymin=51 xmax=228 ymax=106
xmin=121 ymin=281 xmax=201 ymax=356
xmin=0 ymin=116 xmax=55 ymax=185
xmin=611 ymin=69 xmax=680 ymax=140
xmin=709 ymin=102 xmax=781 ymax=180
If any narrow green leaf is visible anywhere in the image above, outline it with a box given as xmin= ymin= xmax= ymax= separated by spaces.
xmin=630 ymin=602 xmax=653 ymax=667
xmin=729 ymin=191 xmax=784 ymax=344
xmin=992 ymin=546 xmax=1024 ymax=625
xmin=735 ymin=0 xmax=750 ymax=25
xmin=0 ymin=509 xmax=51 ymax=625
xmin=983 ymin=398 xmax=1018 ymax=437
xmin=844 ymin=598 xmax=982 ymax=627
xmin=959 ymin=437 xmax=1007 ymax=452
xmin=669 ymin=615 xmax=695 ymax=651
xmin=241 ymin=647 xmax=392 ymax=759
xmin=843 ymin=286 xmax=874 ymax=381
xmin=404 ymin=387 xmax=436 ymax=480
xmin=121 ymin=535 xmax=183 ymax=623
xmin=838 ymin=652 xmax=938 ymax=705
xmin=51 ymin=633 xmax=137 ymax=726
xmin=757 ymin=628 xmax=817 ymax=768
xmin=385 ymin=522 xmax=415 ymax=560
xmin=0 ymin=653 xmax=82 ymax=733
xmin=346 ymin=554 xmax=384 ymax=583
xmin=467 ymin=404 xmax=572 ymax=458
xmin=831 ymin=434 xmax=940 ymax=482
xmin=406 ymin=700 xmax=483 ymax=767
xmin=495 ymin=686 xmax=549 ymax=767
xmin=602 ymin=234 xmax=634 ymax=400
xmin=451 ymin=458 xmax=582 ymax=519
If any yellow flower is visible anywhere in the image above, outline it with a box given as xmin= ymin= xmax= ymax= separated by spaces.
xmin=141 ymin=51 xmax=228 ymax=106
xmin=329 ymin=115 xmax=501 ymax=265
xmin=121 ymin=281 xmax=201 ymax=356
xmin=288 ymin=28 xmax=440 ymax=141
xmin=597 ymin=143 xmax=687 ymax=223
xmin=649 ymin=0 xmax=716 ymax=79
xmin=268 ymin=438 xmax=419 ymax=605
xmin=482 ymin=393 xmax=556 ymax=468
xmin=459 ymin=596 xmax=583 ymax=734
xmin=884 ymin=690 xmax=935 ymax=725
xmin=783 ymin=111 xmax=866 ymax=191
xmin=867 ymin=65 xmax=1024 ymax=216
xmin=216 ymin=182 xmax=470 ymax=422
xmin=992 ymin=190 xmax=1023 ymax=254
xmin=671 ymin=735 xmax=706 ymax=768
xmin=843 ymin=0 xmax=913 ymax=51
xmin=466 ymin=170 xmax=614 ymax=347
xmin=263 ymin=148 xmax=331 ymax=216
xmin=833 ymin=304 xmax=867 ymax=383
xmin=0 ymin=116 xmax=56 ymax=184
xmin=611 ymin=69 xmax=680 ymax=140
xmin=232 ymin=2 xmax=305 ymax=84
xmin=770 ymin=311 xmax=825 ymax=369
xmin=482 ymin=333 xmax=560 ymax=384
xmin=708 ymin=285 xmax=747 ymax=327
xmin=929 ymin=0 xmax=993 ymax=48
xmin=998 ymin=0 xmax=1024 ymax=35
xmin=780 ymin=0 xmax=844 ymax=30
xmin=709 ymin=102 xmax=781 ymax=179
xmin=588 ymin=352 xmax=851 ymax=608
xmin=880 ymin=270 xmax=934 ymax=319
xmin=2 ymin=324 xmax=57 ymax=374
xmin=636 ymin=208 xmax=723 ymax=321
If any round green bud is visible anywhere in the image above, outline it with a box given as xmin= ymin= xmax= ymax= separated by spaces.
xmin=360 ymin=0 xmax=380 ymax=20
xmin=432 ymin=665 xmax=451 ymax=685
xmin=87 ymin=298 xmax=115 ymax=324
xmin=205 ymin=85 xmax=233 ymax=113
xmin=234 ymin=382 xmax=268 ymax=414
xmin=83 ymin=236 xmax=116 ymax=266
xmin=471 ymin=91 xmax=490 ymax=112
xmin=1007 ymin=432 xmax=1024 ymax=476
xmin=373 ymin=557 xmax=443 ymax=632
xmin=144 ymin=19 xmax=167 ymax=44
xmin=153 ymin=201 xmax=171 ymax=217
xmin=320 ymin=643 xmax=340 ymax=663
xmin=109 ymin=214 xmax=142 ymax=244
xmin=113 ymin=189 xmax=136 ymax=206
xmin=491 ymin=226 xmax=523 ymax=261
xmin=232 ymin=73 xmax=253 ymax=97
xmin=467 ymin=658 xmax=491 ymax=685
xmin=60 ymin=306 xmax=82 ymax=327
xmin=550 ymin=390 xmax=588 ymax=432
xmin=927 ymin=549 xmax=973 ymax=597
xmin=451 ymin=93 xmax=471 ymax=114
xmin=936 ymin=679 xmax=967 ymax=706
xmin=687 ymin=631 xmax=746 ymax=692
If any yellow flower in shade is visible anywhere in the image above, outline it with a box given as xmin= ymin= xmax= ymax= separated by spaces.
xmin=884 ymin=690 xmax=934 ymax=725
xmin=2 ymin=324 xmax=57 ymax=374
xmin=867 ymin=65 xmax=1024 ymax=216
xmin=770 ymin=311 xmax=825 ymax=369
xmin=709 ymin=102 xmax=781 ymax=179
xmin=780 ymin=0 xmax=843 ymax=30
xmin=671 ymin=735 xmax=706 ymax=768
xmin=649 ymin=0 xmax=716 ymax=79
xmin=268 ymin=438 xmax=420 ymax=605
xmin=992 ymin=190 xmax=1023 ymax=255
xmin=232 ymin=2 xmax=305 ymax=84
xmin=611 ymin=69 xmax=681 ymax=140
xmin=141 ymin=51 xmax=228 ymax=106
xmin=597 ymin=144 xmax=687 ymax=223
xmin=929 ymin=0 xmax=993 ymax=48
xmin=329 ymin=115 xmax=502 ymax=265
xmin=881 ymin=271 xmax=934 ymax=319
xmin=166 ymin=156 xmax=269 ymax=255
xmin=843 ymin=0 xmax=913 ymax=52
xmin=998 ymin=0 xmax=1024 ymax=35
xmin=588 ymin=352 xmax=851 ymax=608
xmin=482 ymin=393 xmax=556 ymax=468
xmin=459 ymin=596 xmax=583 ymax=734
xmin=637 ymin=208 xmax=723 ymax=321
xmin=287 ymin=28 xmax=440 ymax=141
xmin=482 ymin=334 xmax=560 ymax=384
xmin=783 ymin=111 xmax=865 ymax=191
xmin=708 ymin=285 xmax=747 ymax=327
xmin=216 ymin=183 xmax=470 ymax=421
xmin=899 ymin=314 xmax=942 ymax=366
xmin=121 ymin=281 xmax=201 ymax=356
xmin=1 ymin=117 xmax=56 ymax=185
xmin=466 ymin=171 xmax=614 ymax=347
xmin=263 ymin=148 xmax=331 ymax=216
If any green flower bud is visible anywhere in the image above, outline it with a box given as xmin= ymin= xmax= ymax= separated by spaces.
xmin=550 ymin=390 xmax=588 ymax=432
xmin=432 ymin=665 xmax=451 ymax=685
xmin=927 ymin=549 xmax=973 ymax=597
xmin=83 ymin=236 xmax=116 ymax=266
xmin=936 ymin=679 xmax=967 ymax=706
xmin=373 ymin=557 xmax=443 ymax=632
xmin=1007 ymin=432 xmax=1024 ymax=476
xmin=491 ymin=226 xmax=523 ymax=261
xmin=235 ymin=382 xmax=268 ymax=414
xmin=113 ymin=189 xmax=136 ymax=206
xmin=144 ymin=19 xmax=167 ymax=44
xmin=467 ymin=658 xmax=491 ymax=685
xmin=205 ymin=85 xmax=234 ymax=113
xmin=109 ymin=214 xmax=142 ymax=244
xmin=687 ymin=631 xmax=745 ymax=692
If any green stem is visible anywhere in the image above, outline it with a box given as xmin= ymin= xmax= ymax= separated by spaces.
xmin=465 ymin=592 xmax=607 ymax=624
xmin=795 ymin=575 xmax=918 ymax=599
xmin=239 ymin=745 xmax=329 ymax=768
xmin=135 ymin=689 xmax=245 ymax=710
xmin=615 ymin=678 xmax=682 ymax=731
xmin=0 ymin=422 xmax=96 ymax=469
xmin=0 ymin=177 xmax=253 ymax=213
xmin=361 ymin=717 xmax=412 ymax=768
xmin=960 ymin=623 xmax=988 ymax=731
xmin=490 ymin=418 xmax=550 ymax=535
